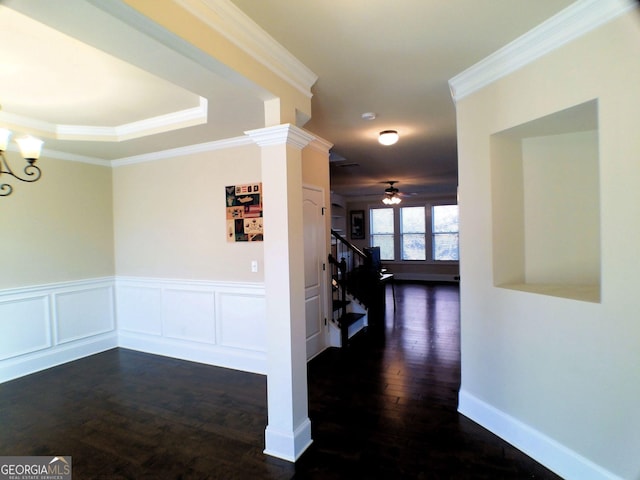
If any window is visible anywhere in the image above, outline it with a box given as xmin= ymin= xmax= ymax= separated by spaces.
xmin=432 ymin=205 xmax=459 ymax=261
xmin=369 ymin=204 xmax=459 ymax=262
xmin=370 ymin=208 xmax=394 ymax=260
xmin=401 ymin=206 xmax=426 ymax=260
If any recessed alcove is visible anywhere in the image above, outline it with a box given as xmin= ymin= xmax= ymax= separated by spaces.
xmin=490 ymin=100 xmax=601 ymax=302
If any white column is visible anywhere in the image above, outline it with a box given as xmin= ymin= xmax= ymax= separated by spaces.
xmin=245 ymin=124 xmax=316 ymax=462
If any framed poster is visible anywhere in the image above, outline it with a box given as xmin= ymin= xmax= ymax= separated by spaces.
xmin=350 ymin=210 xmax=365 ymax=239
xmin=226 ymin=183 xmax=263 ymax=242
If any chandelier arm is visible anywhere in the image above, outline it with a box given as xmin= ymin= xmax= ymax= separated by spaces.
xmin=0 ymin=183 xmax=13 ymax=196
xmin=0 ymin=152 xmax=42 ymax=183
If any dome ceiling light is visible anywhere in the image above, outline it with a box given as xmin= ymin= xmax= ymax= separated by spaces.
xmin=378 ymin=130 xmax=399 ymax=146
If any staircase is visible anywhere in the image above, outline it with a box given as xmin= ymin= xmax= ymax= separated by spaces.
xmin=329 ymin=230 xmax=388 ymax=347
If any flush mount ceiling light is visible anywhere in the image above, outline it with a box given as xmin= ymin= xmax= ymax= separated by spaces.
xmin=378 ymin=130 xmax=399 ymax=146
xmin=0 ymin=127 xmax=44 ymax=197
xmin=382 ymin=181 xmax=402 ymax=205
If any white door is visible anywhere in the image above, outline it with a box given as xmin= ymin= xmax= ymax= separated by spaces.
xmin=303 ymin=186 xmax=327 ymax=360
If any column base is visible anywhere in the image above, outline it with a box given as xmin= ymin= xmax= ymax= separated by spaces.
xmin=263 ymin=418 xmax=313 ymax=462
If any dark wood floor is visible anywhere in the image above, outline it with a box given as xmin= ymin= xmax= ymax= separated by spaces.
xmin=0 ymin=282 xmax=562 ymax=479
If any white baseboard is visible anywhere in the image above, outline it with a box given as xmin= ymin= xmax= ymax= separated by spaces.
xmin=264 ymin=418 xmax=313 ymax=462
xmin=0 ymin=334 xmax=118 ymax=383
xmin=458 ymin=389 xmax=622 ymax=480
xmin=118 ymin=330 xmax=265 ymax=375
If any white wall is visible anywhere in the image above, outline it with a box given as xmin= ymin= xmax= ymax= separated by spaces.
xmin=454 ymin=7 xmax=640 ymax=480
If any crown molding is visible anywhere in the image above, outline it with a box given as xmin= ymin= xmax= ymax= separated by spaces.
xmin=174 ymin=0 xmax=318 ymax=99
xmin=307 ymin=135 xmax=333 ymax=155
xmin=2 ymin=143 xmax=111 ymax=166
xmin=42 ymin=149 xmax=112 ymax=166
xmin=0 ymin=98 xmax=208 ymax=142
xmin=244 ymin=124 xmax=315 ymax=149
xmin=448 ymin=0 xmax=637 ymax=103
xmin=112 ymin=135 xmax=254 ymax=167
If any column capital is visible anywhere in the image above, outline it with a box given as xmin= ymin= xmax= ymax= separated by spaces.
xmin=245 ymin=124 xmax=315 ymax=149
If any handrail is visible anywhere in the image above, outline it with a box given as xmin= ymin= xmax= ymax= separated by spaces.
xmin=330 ymin=229 xmax=367 ymax=259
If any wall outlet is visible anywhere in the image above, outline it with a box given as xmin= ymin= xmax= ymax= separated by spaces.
xmin=251 ymin=260 xmax=258 ymax=273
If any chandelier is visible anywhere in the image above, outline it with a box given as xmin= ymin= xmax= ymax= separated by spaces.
xmin=382 ymin=181 xmax=402 ymax=205
xmin=0 ymin=128 xmax=44 ymax=197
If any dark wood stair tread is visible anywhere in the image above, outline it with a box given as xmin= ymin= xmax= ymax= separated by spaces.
xmin=338 ymin=312 xmax=365 ymax=328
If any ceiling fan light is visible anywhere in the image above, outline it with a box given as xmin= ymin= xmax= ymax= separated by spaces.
xmin=378 ymin=130 xmax=399 ymax=146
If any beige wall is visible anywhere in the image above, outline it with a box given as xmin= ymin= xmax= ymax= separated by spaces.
xmin=456 ymin=11 xmax=640 ymax=479
xmin=122 ymin=0 xmax=312 ymax=126
xmin=1 ymin=156 xmax=114 ymax=289
xmin=113 ymin=144 xmax=264 ymax=282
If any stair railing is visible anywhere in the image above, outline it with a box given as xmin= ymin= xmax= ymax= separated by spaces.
xmin=330 ymin=229 xmax=367 ymax=277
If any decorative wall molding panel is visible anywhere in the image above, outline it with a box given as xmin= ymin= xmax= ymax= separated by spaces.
xmin=0 ymin=278 xmax=117 ymax=383
xmin=1 ymin=276 xmax=267 ymax=383
xmin=116 ymin=277 xmax=267 ymax=374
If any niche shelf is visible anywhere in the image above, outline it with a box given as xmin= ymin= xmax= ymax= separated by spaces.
xmin=490 ymin=100 xmax=601 ymax=303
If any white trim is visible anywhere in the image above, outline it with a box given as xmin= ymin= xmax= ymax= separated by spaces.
xmin=0 ymin=97 xmax=208 ymax=142
xmin=449 ymin=0 xmax=637 ymax=102
xmin=306 ymin=134 xmax=334 ymax=154
xmin=264 ymin=418 xmax=313 ymax=462
xmin=458 ymin=389 xmax=623 ymax=480
xmin=245 ymin=124 xmax=316 ymax=149
xmin=0 ymin=277 xmax=115 ymax=297
xmin=174 ymin=0 xmax=318 ymax=98
xmin=115 ymin=276 xmax=267 ymax=374
xmin=0 ymin=278 xmax=117 ymax=383
xmin=0 ymin=276 xmax=267 ymax=381
xmin=41 ymin=149 xmax=112 ymax=166
xmin=112 ymin=135 xmax=254 ymax=166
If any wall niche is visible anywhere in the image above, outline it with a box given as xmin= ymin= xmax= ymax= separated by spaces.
xmin=490 ymin=99 xmax=600 ymax=302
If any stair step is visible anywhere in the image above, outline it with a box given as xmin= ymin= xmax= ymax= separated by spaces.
xmin=332 ymin=300 xmax=350 ymax=312
xmin=338 ymin=312 xmax=365 ymax=328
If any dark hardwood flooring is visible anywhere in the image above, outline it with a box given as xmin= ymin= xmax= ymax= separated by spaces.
xmin=0 ymin=282 xmax=562 ymax=479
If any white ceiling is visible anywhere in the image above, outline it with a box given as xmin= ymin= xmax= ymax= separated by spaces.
xmin=0 ymin=0 xmax=577 ymax=196
xmin=231 ymin=0 xmax=576 ymax=198
xmin=0 ymin=0 xmax=266 ymax=161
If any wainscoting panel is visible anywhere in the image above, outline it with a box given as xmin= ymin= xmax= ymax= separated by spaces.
xmin=164 ymin=288 xmax=216 ymax=344
xmin=115 ymin=284 xmax=163 ymax=336
xmin=0 ymin=278 xmax=117 ymax=383
xmin=116 ymin=277 xmax=267 ymax=374
xmin=55 ymin=285 xmax=115 ymax=344
xmin=0 ymin=295 xmax=51 ymax=361
xmin=217 ymin=291 xmax=266 ymax=352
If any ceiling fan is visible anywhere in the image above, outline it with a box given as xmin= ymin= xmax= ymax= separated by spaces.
xmin=382 ymin=181 xmax=402 ymax=205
